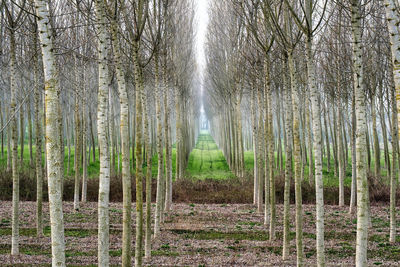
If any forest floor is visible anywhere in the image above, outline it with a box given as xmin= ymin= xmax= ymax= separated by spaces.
xmin=0 ymin=201 xmax=399 ymax=266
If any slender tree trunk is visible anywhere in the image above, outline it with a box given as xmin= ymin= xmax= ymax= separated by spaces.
xmin=67 ymin=113 xmax=71 ymax=174
xmin=9 ymin=29 xmax=19 ymax=256
xmin=132 ymin=39 xmax=144 ymax=267
xmin=264 ymin=58 xmax=275 ymax=240
xmin=143 ymin=85 xmax=153 ymax=259
xmin=306 ymin=91 xmax=313 ymax=183
xmin=331 ymin=104 xmax=338 ymax=177
xmin=349 ymin=89 xmax=357 ymax=214
xmin=94 ymin=0 xmax=111 ymax=265
xmin=257 ymin=89 xmax=264 ymax=214
xmin=1 ymin=107 xmax=3 ymax=159
xmin=323 ymin=102 xmax=331 ymax=172
xmin=288 ymin=50 xmax=304 ymax=266
xmin=385 ymin=0 xmax=400 ymax=182
xmin=282 ymin=56 xmax=292 ymax=261
xmin=28 ymin=98 xmax=33 ymax=167
xmin=34 ymin=0 xmax=66 ymax=264
xmin=379 ymin=104 xmax=390 ymax=174
xmin=351 ymin=1 xmax=369 ymax=265
xmin=251 ymin=89 xmax=258 ymax=205
xmin=389 ymin=77 xmax=398 ymax=243
xmin=20 ymin=104 xmax=24 ymax=165
xmin=306 ymin=25 xmax=325 ymax=265
xmin=73 ymin=55 xmax=82 ymax=211
xmin=7 ymin=107 xmax=11 ymax=172
xmin=109 ymin=15 xmax=131 ymax=267
xmin=90 ymin=111 xmax=96 ymax=163
xmin=366 ymin=122 xmax=371 ymax=171
xmin=81 ymin=67 xmax=88 ymax=203
xmin=109 ymin=95 xmax=115 ymax=177
xmin=164 ymin=53 xmax=173 ymax=211
xmin=337 ymin=100 xmax=345 ymax=206
xmin=154 ymin=52 xmax=164 ymax=239
xmin=371 ymin=93 xmax=380 ymax=176
xmin=33 ymin=30 xmax=43 ymax=237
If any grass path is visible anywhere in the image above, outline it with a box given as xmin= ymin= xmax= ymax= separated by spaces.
xmin=186 ymin=131 xmax=234 ymax=179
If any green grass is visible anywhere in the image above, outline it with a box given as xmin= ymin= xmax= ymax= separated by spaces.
xmin=186 ymin=131 xmax=234 ymax=179
xmin=171 ymin=229 xmax=270 ymax=241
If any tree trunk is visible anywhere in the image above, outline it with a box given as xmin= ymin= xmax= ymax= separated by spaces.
xmin=306 ymin=24 xmax=325 ymax=265
xmin=109 ymin=14 xmax=131 ymax=267
xmin=351 ymin=1 xmax=369 ymax=265
xmin=35 ymin=0 xmax=66 ymax=264
xmin=132 ymin=39 xmax=144 ymax=267
xmin=257 ymin=89 xmax=265 ymax=214
xmin=20 ymin=104 xmax=24 ymax=165
xmin=164 ymin=52 xmax=173 ymax=212
xmin=33 ymin=29 xmax=43 ymax=237
xmin=288 ymin=50 xmax=304 ymax=266
xmin=251 ymin=89 xmax=258 ymax=205
xmin=7 ymin=107 xmax=11 ymax=172
xmin=144 ymin=84 xmax=153 ymax=259
xmin=389 ymin=77 xmax=398 ymax=243
xmin=282 ymin=55 xmax=292 ymax=261
xmin=154 ymin=52 xmax=164 ymax=240
xmin=385 ymin=0 xmax=400 ymax=183
xmin=9 ymin=28 xmax=19 ymax=256
xmin=264 ymin=58 xmax=275 ymax=240
xmin=349 ymin=89 xmax=357 ymax=214
xmin=323 ymin=102 xmax=331 ymax=172
xmin=73 ymin=55 xmax=82 ymax=211
xmin=371 ymin=93 xmax=380 ymax=176
xmin=94 ymin=0 xmax=111 ymax=265
xmin=28 ymin=98 xmax=33 ymax=167
xmin=337 ymin=100 xmax=345 ymax=206
xmin=81 ymin=67 xmax=88 ymax=203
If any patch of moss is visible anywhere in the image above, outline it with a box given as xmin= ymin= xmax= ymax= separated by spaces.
xmin=171 ymin=229 xmax=269 ymax=241
xmin=151 ymin=250 xmax=179 ymax=256
xmin=0 ymin=243 xmax=51 ymax=256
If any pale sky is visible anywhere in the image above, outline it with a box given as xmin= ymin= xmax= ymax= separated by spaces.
xmin=195 ymin=0 xmax=209 ymax=81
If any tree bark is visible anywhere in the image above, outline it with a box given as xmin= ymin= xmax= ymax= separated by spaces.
xmin=109 ymin=11 xmax=131 ymax=266
xmin=34 ymin=0 xmax=66 ymax=264
xmin=73 ymin=54 xmax=82 ymax=211
xmin=306 ymin=20 xmax=325 ymax=265
xmin=9 ymin=27 xmax=19 ymax=257
xmin=288 ymin=50 xmax=304 ymax=266
xmin=132 ymin=39 xmax=144 ymax=267
xmin=282 ymin=55 xmax=292 ymax=261
xmin=33 ymin=29 xmax=43 ymax=237
xmin=351 ymin=1 xmax=369 ymax=265
xmin=94 ymin=0 xmax=111 ymax=265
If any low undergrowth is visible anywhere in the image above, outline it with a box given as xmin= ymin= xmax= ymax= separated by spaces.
xmin=0 ymin=168 xmax=399 ymax=204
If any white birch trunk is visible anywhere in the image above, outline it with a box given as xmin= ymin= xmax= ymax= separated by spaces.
xmin=307 ymin=34 xmax=325 ymax=267
xmin=288 ymin=50 xmax=304 ymax=266
xmin=282 ymin=56 xmax=292 ymax=260
xmin=34 ymin=29 xmax=43 ymax=237
xmin=385 ymin=0 xmax=400 ymax=243
xmin=34 ymin=0 xmax=66 ymax=265
xmin=73 ymin=54 xmax=81 ymax=211
xmin=9 ymin=27 xmax=19 ymax=257
xmin=109 ymin=15 xmax=131 ymax=266
xmin=154 ymin=52 xmax=164 ymax=239
xmin=94 ymin=0 xmax=111 ymax=265
xmin=351 ymin=1 xmax=369 ymax=265
xmin=132 ymin=39 xmax=144 ymax=267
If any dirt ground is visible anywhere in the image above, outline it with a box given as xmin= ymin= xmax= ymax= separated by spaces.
xmin=0 ymin=201 xmax=399 ymax=266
